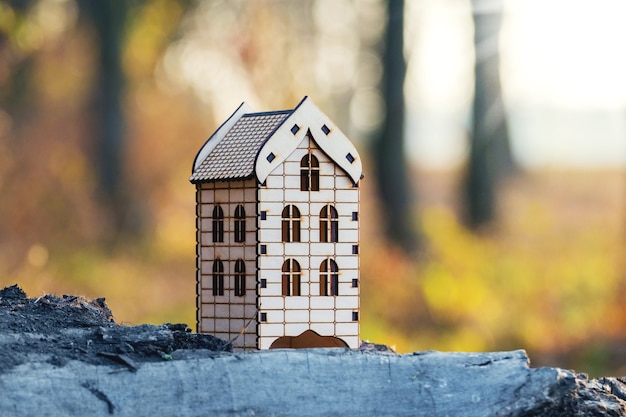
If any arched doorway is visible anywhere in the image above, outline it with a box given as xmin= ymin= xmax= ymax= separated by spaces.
xmin=269 ymin=330 xmax=349 ymax=349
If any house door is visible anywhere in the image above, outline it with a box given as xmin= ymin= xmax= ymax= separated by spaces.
xmin=269 ymin=329 xmax=349 ymax=349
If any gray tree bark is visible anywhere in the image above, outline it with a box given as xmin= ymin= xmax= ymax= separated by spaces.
xmin=2 ymin=348 xmax=625 ymax=416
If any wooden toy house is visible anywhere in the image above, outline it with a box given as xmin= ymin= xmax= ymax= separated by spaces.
xmin=190 ymin=97 xmax=362 ymax=350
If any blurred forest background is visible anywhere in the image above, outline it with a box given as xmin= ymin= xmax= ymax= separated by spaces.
xmin=1 ymin=0 xmax=625 ymax=376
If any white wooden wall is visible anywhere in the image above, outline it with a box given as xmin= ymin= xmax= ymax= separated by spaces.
xmin=196 ymin=179 xmax=258 ymax=350
xmin=257 ymin=135 xmax=360 ymax=349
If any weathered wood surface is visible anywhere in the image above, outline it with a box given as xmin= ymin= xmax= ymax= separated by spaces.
xmin=1 ymin=285 xmax=624 ymax=416
xmin=2 ymin=348 xmax=625 ymax=417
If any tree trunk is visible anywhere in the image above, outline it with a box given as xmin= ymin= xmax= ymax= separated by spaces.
xmin=373 ymin=0 xmax=420 ymax=252
xmin=80 ymin=1 xmax=140 ymax=240
xmin=2 ymin=349 xmax=625 ymax=416
xmin=464 ymin=0 xmax=515 ymax=229
xmin=1 ymin=286 xmax=623 ymax=416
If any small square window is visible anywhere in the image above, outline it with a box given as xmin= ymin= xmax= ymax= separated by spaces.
xmin=266 ymin=152 xmax=275 ymax=162
xmin=352 ymin=245 xmax=359 ymax=254
xmin=346 ymin=153 xmax=355 ymax=163
xmin=321 ymin=124 xmax=331 ymax=135
xmin=260 ymin=279 xmax=267 ymax=288
xmin=351 ymin=211 xmax=358 ymax=221
xmin=352 ymin=279 xmax=358 ymax=288
xmin=260 ymin=245 xmax=267 ymax=254
xmin=260 ymin=211 xmax=267 ymax=220
xmin=260 ymin=312 xmax=267 ymax=322
xmin=352 ymin=311 xmax=359 ymax=321
xmin=291 ymin=124 xmax=300 ymax=135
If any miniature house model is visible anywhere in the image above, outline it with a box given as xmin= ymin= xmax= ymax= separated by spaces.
xmin=190 ymin=97 xmax=362 ymax=350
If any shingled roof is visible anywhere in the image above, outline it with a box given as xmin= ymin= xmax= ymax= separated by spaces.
xmin=191 ymin=97 xmax=363 ymax=185
xmin=190 ymin=110 xmax=291 ymax=183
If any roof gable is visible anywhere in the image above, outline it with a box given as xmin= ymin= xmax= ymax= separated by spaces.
xmin=190 ymin=97 xmax=362 ymax=184
xmin=255 ymin=97 xmax=362 ymax=184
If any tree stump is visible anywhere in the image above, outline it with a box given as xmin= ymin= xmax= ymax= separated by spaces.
xmin=1 ymin=285 xmax=625 ymax=416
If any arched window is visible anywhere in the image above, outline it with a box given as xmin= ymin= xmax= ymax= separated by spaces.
xmin=320 ymin=259 xmax=339 ymax=296
xmin=282 ymin=259 xmax=301 ymax=296
xmin=281 ymin=205 xmax=301 ymax=242
xmin=212 ymin=205 xmax=224 ymax=243
xmin=234 ymin=205 xmax=246 ymax=243
xmin=234 ymin=259 xmax=246 ymax=297
xmin=319 ymin=205 xmax=338 ymax=242
xmin=212 ymin=259 xmax=224 ymax=296
xmin=300 ymin=154 xmax=320 ymax=191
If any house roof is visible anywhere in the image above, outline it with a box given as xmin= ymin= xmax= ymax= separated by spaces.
xmin=190 ymin=111 xmax=291 ymax=182
xmin=191 ymin=97 xmax=363 ymax=184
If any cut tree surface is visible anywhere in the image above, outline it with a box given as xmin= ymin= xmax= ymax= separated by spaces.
xmin=1 ymin=285 xmax=625 ymax=417
xmin=0 ymin=284 xmax=231 ymax=373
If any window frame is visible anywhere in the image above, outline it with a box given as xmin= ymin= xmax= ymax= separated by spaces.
xmin=212 ymin=205 xmax=224 ymax=243
xmin=212 ymin=259 xmax=225 ymax=296
xmin=319 ymin=205 xmax=339 ymax=243
xmin=282 ymin=259 xmax=301 ymax=296
xmin=234 ymin=259 xmax=246 ymax=297
xmin=320 ymin=259 xmax=339 ymax=296
xmin=281 ymin=205 xmax=301 ymax=242
xmin=300 ymin=154 xmax=320 ymax=191
xmin=234 ymin=205 xmax=246 ymax=243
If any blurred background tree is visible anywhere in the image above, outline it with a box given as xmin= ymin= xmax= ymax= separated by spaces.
xmin=464 ymin=0 xmax=516 ymax=229
xmin=372 ymin=0 xmax=421 ymax=252
xmin=79 ymin=1 xmax=134 ymax=242
xmin=0 ymin=0 xmax=624 ymax=377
